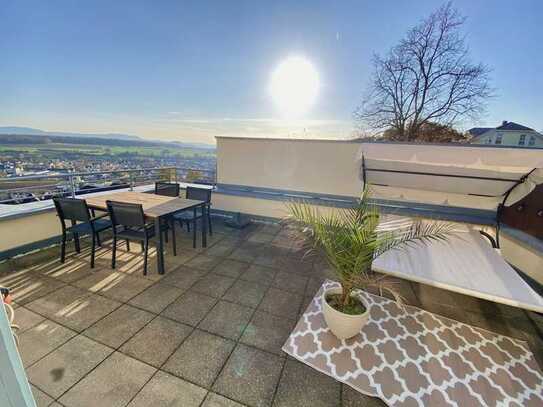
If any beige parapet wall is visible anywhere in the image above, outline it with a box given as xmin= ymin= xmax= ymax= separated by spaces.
xmin=216 ymin=137 xmax=542 ymax=210
xmin=0 ymin=210 xmax=59 ymax=252
xmin=217 ymin=137 xmax=363 ymax=197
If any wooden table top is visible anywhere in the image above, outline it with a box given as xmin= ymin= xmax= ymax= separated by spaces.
xmin=85 ymin=191 xmax=203 ymax=219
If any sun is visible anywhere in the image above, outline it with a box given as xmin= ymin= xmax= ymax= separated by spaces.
xmin=269 ymin=56 xmax=320 ymax=117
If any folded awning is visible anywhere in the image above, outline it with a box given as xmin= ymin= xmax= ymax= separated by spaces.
xmin=359 ymin=143 xmax=543 ymax=198
xmin=373 ymin=219 xmax=543 ymax=313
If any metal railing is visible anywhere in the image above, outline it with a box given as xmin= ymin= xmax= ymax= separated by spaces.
xmin=0 ymin=167 xmax=216 ymax=204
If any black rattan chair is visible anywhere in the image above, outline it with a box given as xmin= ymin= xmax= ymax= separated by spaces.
xmin=53 ymin=198 xmax=112 ymax=268
xmin=174 ymin=186 xmax=212 ymax=248
xmin=154 ymin=181 xmax=180 ymax=255
xmin=106 ymin=200 xmax=155 ymax=275
xmin=155 ymin=181 xmax=180 ymax=197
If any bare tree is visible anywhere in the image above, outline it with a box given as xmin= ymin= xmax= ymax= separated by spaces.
xmin=355 ymin=2 xmax=492 ymax=141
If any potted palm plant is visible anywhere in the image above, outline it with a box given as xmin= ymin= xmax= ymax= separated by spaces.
xmin=286 ymin=188 xmax=453 ymax=340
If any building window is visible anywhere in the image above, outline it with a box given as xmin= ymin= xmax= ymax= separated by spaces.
xmin=519 ymin=134 xmax=526 ymax=146
xmin=495 ymin=134 xmax=502 ymax=145
xmin=486 ymin=138 xmax=492 ymax=144
xmin=529 ymin=135 xmax=536 ymax=146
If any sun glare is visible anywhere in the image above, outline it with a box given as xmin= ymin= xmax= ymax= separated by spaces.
xmin=269 ymin=56 xmax=320 ymax=117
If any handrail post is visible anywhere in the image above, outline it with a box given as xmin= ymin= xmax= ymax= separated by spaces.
xmin=129 ymin=171 xmax=134 ymax=191
xmin=69 ymin=175 xmax=76 ymax=198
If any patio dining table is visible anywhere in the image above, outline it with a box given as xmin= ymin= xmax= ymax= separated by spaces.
xmin=85 ymin=191 xmax=207 ymax=274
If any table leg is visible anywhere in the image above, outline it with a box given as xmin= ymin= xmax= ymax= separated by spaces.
xmin=155 ymin=216 xmax=165 ymax=275
xmin=201 ymin=203 xmax=207 ymax=248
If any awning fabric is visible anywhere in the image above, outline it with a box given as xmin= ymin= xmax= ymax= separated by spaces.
xmin=373 ymin=218 xmax=543 ymax=313
xmin=359 ymin=143 xmax=542 ymax=198
xmin=505 ymin=168 xmax=543 ymax=206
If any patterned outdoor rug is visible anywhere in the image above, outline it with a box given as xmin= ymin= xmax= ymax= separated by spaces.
xmin=283 ymin=280 xmax=543 ymax=406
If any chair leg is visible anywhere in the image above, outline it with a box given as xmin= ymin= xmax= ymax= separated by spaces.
xmin=192 ymin=220 xmax=197 ymax=249
xmin=90 ymin=233 xmax=96 ymax=269
xmin=74 ymin=233 xmax=81 ymax=253
xmin=207 ymin=211 xmax=213 ymax=236
xmin=60 ymin=233 xmax=66 ymax=263
xmin=126 ymin=239 xmax=130 ymax=251
xmin=111 ymin=236 xmax=117 ymax=269
xmin=140 ymin=241 xmax=145 ymax=252
xmin=170 ymin=219 xmax=177 ymax=256
xmin=143 ymin=238 xmax=149 ymax=276
xmin=186 ymin=221 xmax=190 ymax=233
xmin=96 ymin=232 xmax=102 ymax=247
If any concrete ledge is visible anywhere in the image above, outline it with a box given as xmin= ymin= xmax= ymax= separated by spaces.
xmin=215 ymin=183 xmax=497 ymax=225
xmin=501 ymin=226 xmax=543 ymax=255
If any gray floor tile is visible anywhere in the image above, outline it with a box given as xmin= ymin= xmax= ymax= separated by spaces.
xmin=240 ymin=311 xmax=295 ymax=356
xmin=222 ymin=280 xmax=268 ymax=308
xmin=84 ymin=304 xmax=154 ymax=348
xmin=127 ymin=371 xmax=207 ymax=407
xmin=258 ymin=224 xmax=282 ymax=236
xmin=26 ymin=285 xmax=122 ymax=332
xmin=37 ymin=257 xmax=97 ymax=283
xmin=59 ymin=352 xmax=156 ymax=407
xmin=239 ymin=264 xmax=277 ymax=285
xmin=161 ymin=291 xmax=217 ymax=326
xmin=74 ymin=270 xmax=154 ymax=302
xmin=213 ymin=344 xmax=284 ymax=407
xmin=27 ymin=335 xmax=113 ymax=398
xmin=305 ymin=277 xmax=325 ymax=297
xmin=228 ymin=245 xmax=262 ymax=263
xmin=272 ymin=271 xmax=308 ymax=294
xmin=186 ymin=254 xmax=222 ymax=271
xmin=199 ymin=300 xmax=253 ymax=340
xmin=128 ymin=282 xmax=184 ymax=314
xmin=253 ymin=252 xmax=282 ymax=269
xmin=247 ymin=232 xmax=276 ymax=244
xmin=160 ymin=266 xmax=207 ymax=290
xmin=212 ymin=259 xmax=250 ymax=279
xmin=163 ymin=329 xmax=235 ymax=388
xmin=6 ymin=274 xmax=66 ymax=305
xmin=273 ymin=359 xmax=340 ymax=407
xmin=203 ymin=393 xmax=247 ymax=407
xmin=19 ymin=320 xmax=77 ymax=367
xmin=14 ymin=306 xmax=45 ymax=333
xmin=205 ymin=242 xmax=238 ymax=258
xmin=31 ymin=384 xmax=54 ymax=407
xmin=258 ymin=288 xmax=303 ymax=320
xmin=280 ymin=257 xmax=315 ymax=277
xmin=120 ymin=316 xmax=192 ymax=367
xmin=342 ymin=384 xmax=385 ymax=406
xmin=192 ymin=273 xmax=237 ymax=298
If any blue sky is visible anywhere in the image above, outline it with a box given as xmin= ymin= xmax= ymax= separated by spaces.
xmin=1 ymin=0 xmax=542 ymax=143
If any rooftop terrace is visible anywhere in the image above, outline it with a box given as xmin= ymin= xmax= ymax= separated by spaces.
xmin=1 ymin=138 xmax=542 ymax=406
xmin=2 ymin=219 xmax=542 ymax=407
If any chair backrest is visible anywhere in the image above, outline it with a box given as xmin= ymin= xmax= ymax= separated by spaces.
xmin=186 ymin=186 xmax=212 ymax=203
xmin=106 ymin=200 xmax=146 ymax=228
xmin=54 ymin=198 xmax=91 ymax=223
xmin=155 ymin=182 xmax=180 ymax=197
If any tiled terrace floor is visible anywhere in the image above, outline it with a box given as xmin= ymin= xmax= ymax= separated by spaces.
xmin=1 ymin=220 xmax=542 ymax=407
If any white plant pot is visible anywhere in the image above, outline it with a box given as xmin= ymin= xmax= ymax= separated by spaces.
xmin=322 ymin=286 xmax=370 ymax=340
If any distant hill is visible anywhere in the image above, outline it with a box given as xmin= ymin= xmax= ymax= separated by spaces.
xmin=0 ymin=126 xmax=141 ymax=141
xmin=0 ymin=126 xmax=215 ymax=149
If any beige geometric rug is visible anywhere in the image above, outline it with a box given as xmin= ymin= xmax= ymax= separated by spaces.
xmin=283 ymin=280 xmax=543 ymax=406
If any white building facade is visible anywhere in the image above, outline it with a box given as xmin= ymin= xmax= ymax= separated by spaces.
xmin=469 ymin=121 xmax=543 ymax=148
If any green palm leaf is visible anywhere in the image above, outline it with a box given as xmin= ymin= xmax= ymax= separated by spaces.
xmin=285 ymin=187 xmax=454 ymax=312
